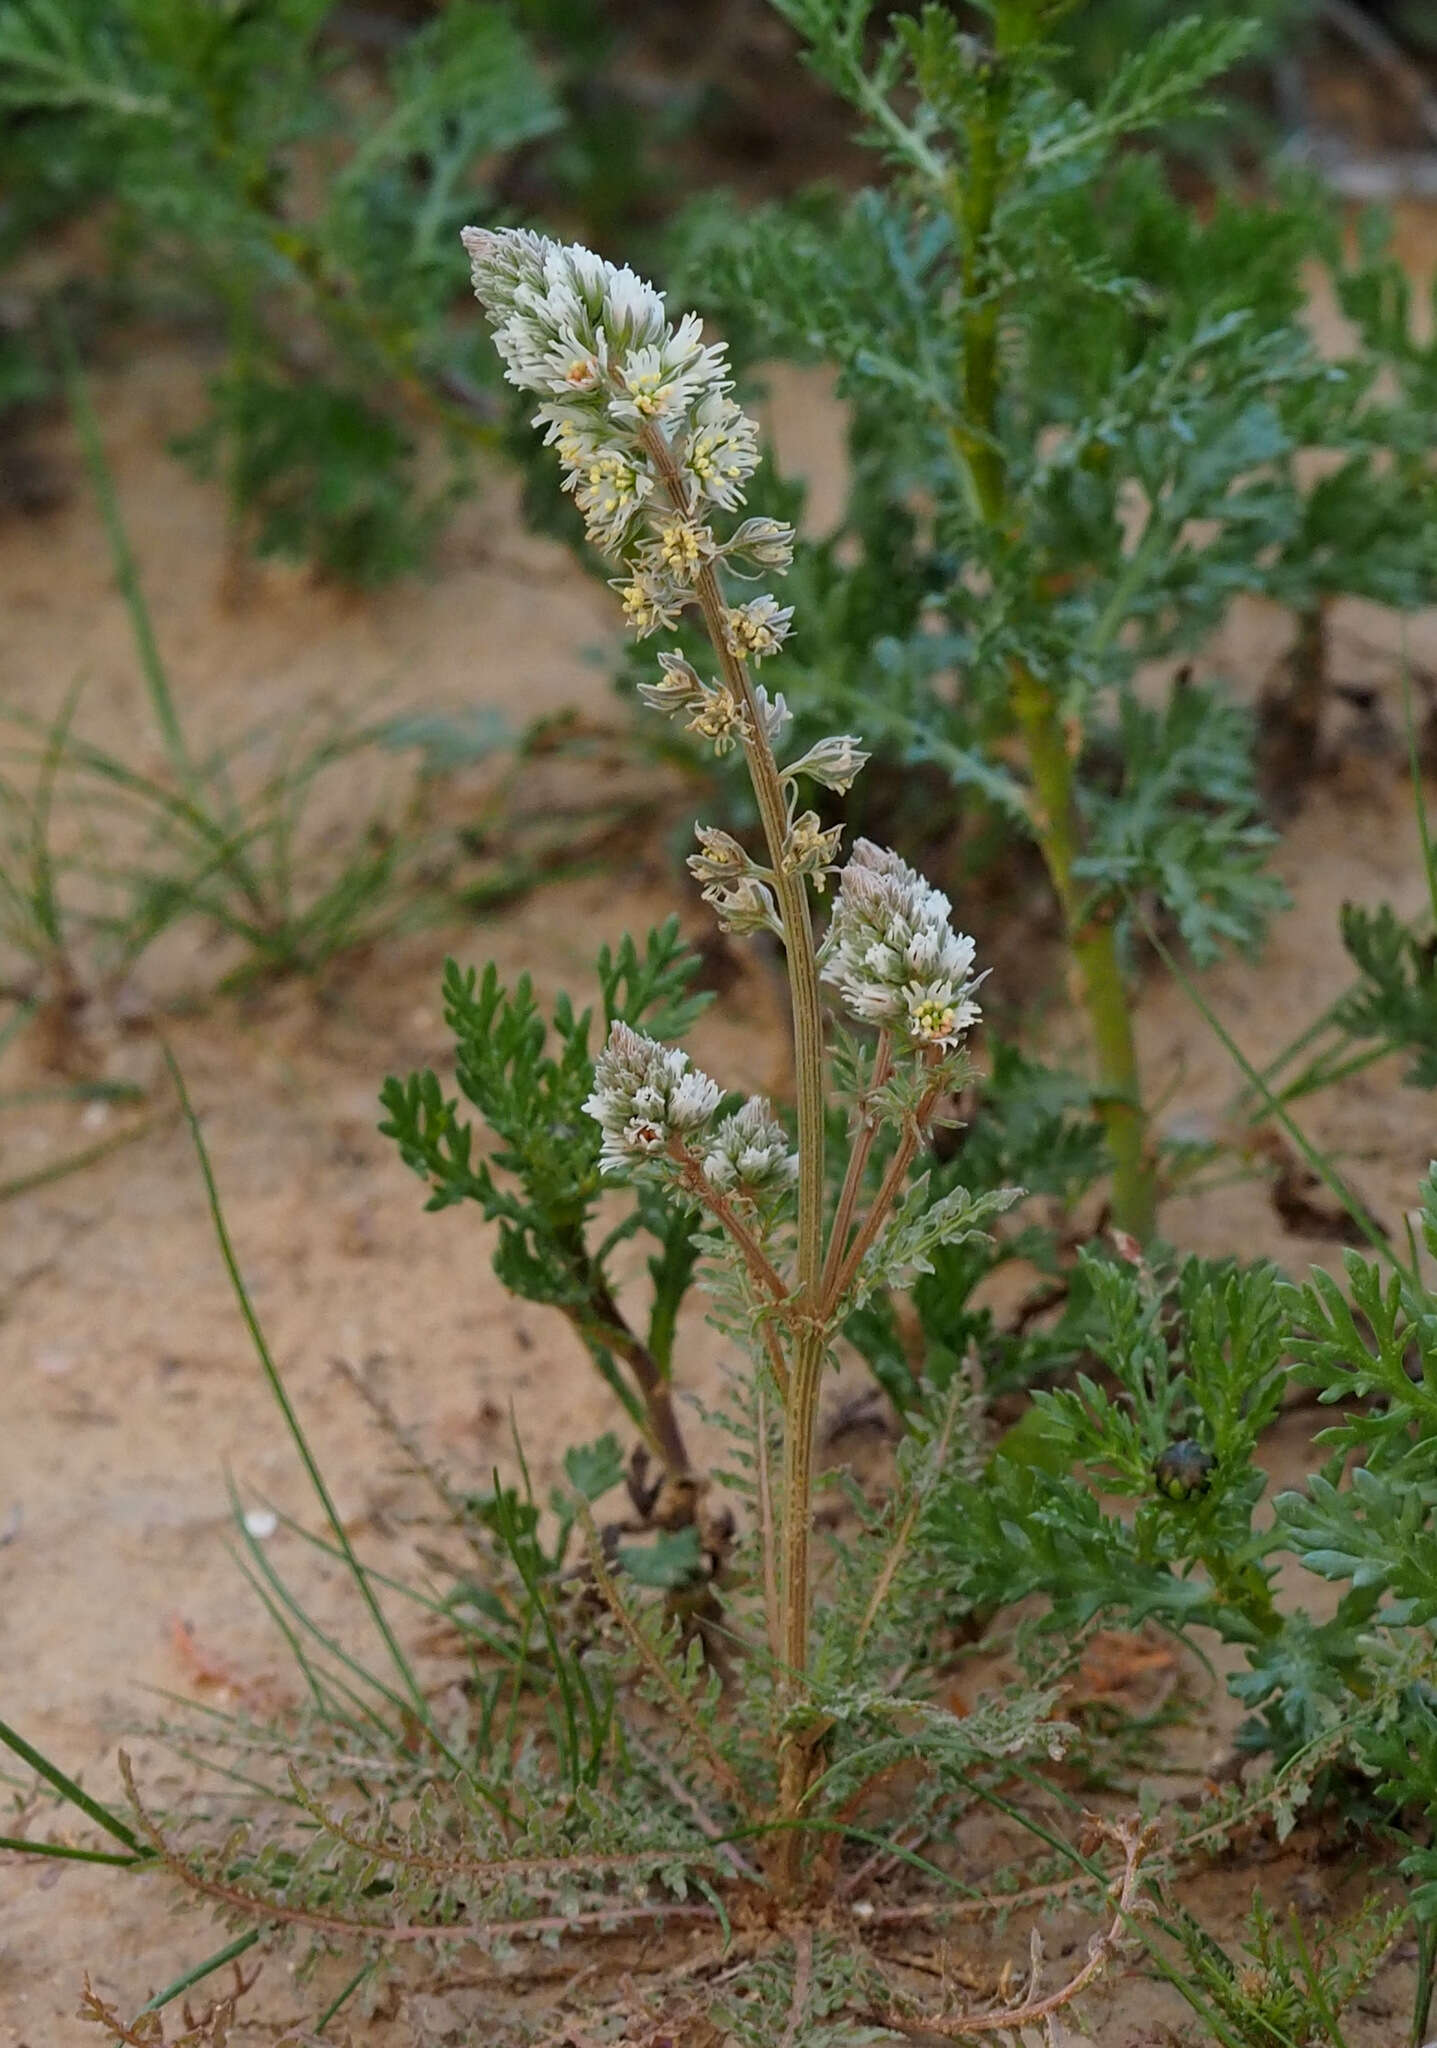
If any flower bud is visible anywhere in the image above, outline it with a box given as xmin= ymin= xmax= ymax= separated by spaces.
xmin=702 ymin=875 xmax=783 ymax=938
xmin=1153 ymin=1439 xmax=1214 ymax=1501
xmin=754 ymin=685 xmax=792 ymax=747
xmin=782 ymin=811 xmax=844 ymax=888
xmin=725 ymin=516 xmax=797 ymax=572
xmin=782 ymin=733 xmax=870 ymax=794
xmin=687 ymin=824 xmax=757 ymax=886
xmin=702 ymin=1096 xmax=797 ymax=1197
xmin=637 ymin=650 xmax=705 ymax=717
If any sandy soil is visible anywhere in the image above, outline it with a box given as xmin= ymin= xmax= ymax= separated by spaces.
xmin=2 ymin=252 xmax=1437 ymax=2042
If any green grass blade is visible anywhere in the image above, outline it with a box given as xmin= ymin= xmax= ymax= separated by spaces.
xmin=224 ymin=1484 xmax=410 ymax=1738
xmin=0 ymin=1714 xmax=149 ymax=1856
xmin=254 ymin=1499 xmax=541 ymax=1674
xmin=315 ymin=1958 xmax=375 ymax=2030
xmin=1411 ymin=1913 xmax=1436 ymax=2047
xmin=1401 ymin=652 xmax=1437 ymax=935
xmin=1138 ymin=913 xmax=1412 ymax=1283
xmin=28 ymin=675 xmax=85 ymax=953
xmin=168 ymin=1048 xmax=443 ymax=1736
xmin=0 ymin=1833 xmax=145 ymax=1866
xmin=0 ymin=1112 xmax=161 ymax=1203
xmin=53 ymin=315 xmax=196 ymax=796
xmin=132 ymin=1928 xmax=262 ymax=2018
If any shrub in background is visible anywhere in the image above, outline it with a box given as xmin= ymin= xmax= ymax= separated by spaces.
xmin=0 ymin=0 xmax=630 ymax=582
xmin=661 ymin=0 xmax=1435 ymax=1236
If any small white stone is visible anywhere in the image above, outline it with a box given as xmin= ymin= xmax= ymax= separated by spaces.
xmin=243 ymin=1508 xmax=278 ymax=1540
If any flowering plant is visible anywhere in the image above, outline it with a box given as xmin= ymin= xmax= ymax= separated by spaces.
xmin=32 ymin=198 xmax=1437 ymax=2048
xmin=461 ymin=220 xmax=1013 ymax=1865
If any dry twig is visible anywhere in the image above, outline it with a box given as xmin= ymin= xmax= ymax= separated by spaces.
xmin=873 ymin=1815 xmax=1155 ymax=2039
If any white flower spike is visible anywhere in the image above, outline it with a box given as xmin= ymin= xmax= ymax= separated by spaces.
xmin=820 ymin=840 xmax=984 ymax=1050
xmin=583 ymin=1021 xmax=721 ymax=1177
xmin=462 ymin=226 xmax=761 ymax=569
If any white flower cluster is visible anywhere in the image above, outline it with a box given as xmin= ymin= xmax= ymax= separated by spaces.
xmin=820 ymin=840 xmax=984 ymax=1051
xmin=583 ymin=1021 xmax=721 ymax=1177
xmin=702 ymin=1097 xmax=797 ymax=1198
xmin=637 ymin=654 xmax=792 ymax=758
xmin=462 ymin=226 xmax=790 ymax=647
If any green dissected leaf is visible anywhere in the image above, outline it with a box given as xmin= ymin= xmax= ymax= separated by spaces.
xmin=1077 ymin=682 xmax=1283 ymax=960
xmin=1334 ymin=904 xmax=1437 ymax=1089
xmin=0 ymin=0 xmax=617 ymax=581
xmin=927 ymin=1245 xmax=1292 ymax=1652
xmin=931 ymin=1452 xmax=1220 ymax=1634
xmin=562 ymin=1433 xmax=627 ymax=1506
xmin=1025 ymin=13 xmax=1259 ymax=171
xmin=380 ymin=922 xmax=710 ymax=1435
xmin=174 ymin=374 xmax=453 ymax=586
xmin=615 ymin=1526 xmax=704 ymax=1590
xmin=848 ymin=1177 xmax=1019 ymax=1314
xmin=597 ymin=915 xmax=713 ymax=1043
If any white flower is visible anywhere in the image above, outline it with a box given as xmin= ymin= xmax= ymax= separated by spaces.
xmin=782 ymin=733 xmax=870 ymax=794
xmin=462 ymin=228 xmax=669 ymax=396
xmin=607 ymin=318 xmax=728 ymax=429
xmin=723 ymin=594 xmax=793 ymax=663
xmin=683 ymin=391 xmax=760 ymax=512
xmin=754 ymin=685 xmax=792 ymax=747
xmin=653 ymin=514 xmax=716 ymax=583
xmin=820 ymin=840 xmax=984 ymax=1050
xmin=783 ymin=811 xmax=844 ymax=889
xmin=614 ymin=567 xmax=683 ymax=637
xmin=583 ymin=1022 xmax=722 ymax=1176
xmin=703 ymin=1097 xmax=797 ymax=1197
xmin=463 ymin=226 xmax=760 ymax=537
xmin=686 ymin=685 xmax=752 ymax=754
xmin=637 ymin=649 xmax=706 ymax=718
xmin=572 ymin=447 xmax=653 ymax=553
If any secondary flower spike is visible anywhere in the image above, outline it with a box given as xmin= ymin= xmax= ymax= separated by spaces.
xmin=583 ymin=1021 xmax=722 ymax=1177
xmin=820 ymin=840 xmax=984 ymax=1050
xmin=703 ymin=1097 xmax=797 ymax=1197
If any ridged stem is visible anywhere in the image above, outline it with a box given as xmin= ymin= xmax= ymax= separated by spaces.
xmin=949 ymin=54 xmax=1154 ymax=1240
xmin=642 ymin=432 xmax=831 ymax=1889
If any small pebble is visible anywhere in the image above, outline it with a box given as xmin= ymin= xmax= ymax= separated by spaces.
xmin=243 ymin=1508 xmax=278 ymax=1540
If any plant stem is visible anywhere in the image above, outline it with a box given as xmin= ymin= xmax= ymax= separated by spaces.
xmin=949 ymin=55 xmax=1155 ymax=1240
xmin=568 ymin=1252 xmax=693 ymax=1481
xmin=820 ymin=1028 xmax=892 ymax=1300
xmin=824 ymin=1075 xmax=943 ymax=1315
xmin=670 ymin=1145 xmax=790 ymax=1305
xmin=642 ymin=429 xmax=831 ymax=1886
xmin=1013 ymin=667 xmax=1154 ymax=1239
xmin=686 ymin=551 xmax=831 ymax=1871
xmin=642 ymin=435 xmax=828 ymax=1278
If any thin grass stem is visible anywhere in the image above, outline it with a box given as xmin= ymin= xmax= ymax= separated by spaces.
xmin=132 ymin=1930 xmax=263 ymax=2018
